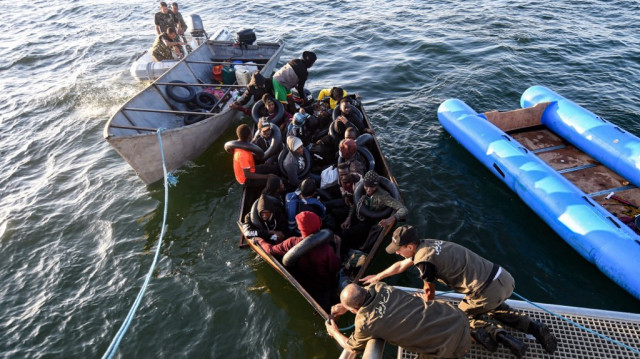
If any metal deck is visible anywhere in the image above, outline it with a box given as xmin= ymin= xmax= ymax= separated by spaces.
xmin=397 ymin=288 xmax=640 ymax=358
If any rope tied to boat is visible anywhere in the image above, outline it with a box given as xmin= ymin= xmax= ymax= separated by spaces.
xmin=512 ymin=291 xmax=640 ymax=355
xmin=102 ymin=128 xmax=174 ymax=359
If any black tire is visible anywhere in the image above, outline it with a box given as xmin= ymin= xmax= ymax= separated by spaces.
xmin=195 ymin=91 xmax=217 ymax=110
xmin=224 ymin=140 xmax=265 ymax=160
xmin=328 ymin=119 xmax=359 ymax=140
xmin=353 ymin=177 xmax=400 ymax=219
xmin=184 ymin=109 xmax=208 ymax=125
xmin=278 ymin=146 xmax=311 ymax=179
xmin=251 ymin=99 xmax=285 ymax=125
xmin=166 ymin=80 xmax=196 ymax=103
xmin=263 ymin=123 xmax=283 ymax=160
xmin=333 ymin=104 xmax=363 ymax=122
xmin=282 ymin=229 xmax=333 ymax=267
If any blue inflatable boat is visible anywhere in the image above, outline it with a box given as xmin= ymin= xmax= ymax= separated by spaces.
xmin=437 ymin=86 xmax=640 ymax=301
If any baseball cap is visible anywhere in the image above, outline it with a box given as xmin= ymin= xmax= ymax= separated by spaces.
xmin=385 ymin=225 xmax=418 ymax=254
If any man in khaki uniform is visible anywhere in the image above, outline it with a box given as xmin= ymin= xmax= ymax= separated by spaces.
xmin=326 ymin=283 xmax=470 ymax=359
xmin=362 ymin=225 xmax=557 ymax=358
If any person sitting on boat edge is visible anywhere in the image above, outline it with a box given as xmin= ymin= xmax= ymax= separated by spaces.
xmin=242 ymin=195 xmax=287 ymax=243
xmin=231 ymin=124 xmax=277 ymax=188
xmin=169 ymin=2 xmax=187 ymax=35
xmin=155 ymin=1 xmax=176 ymax=35
xmin=361 ymin=225 xmax=558 ymax=358
xmin=341 ymin=170 xmax=407 ymax=254
xmin=230 ymin=71 xmax=275 ymax=110
xmin=326 ymin=283 xmax=471 ymax=359
xmin=272 ymin=50 xmax=317 ymax=114
xmin=151 ymin=27 xmax=186 ymax=62
xmin=255 ymin=211 xmax=341 ymax=310
xmin=317 ymin=87 xmax=347 ymax=110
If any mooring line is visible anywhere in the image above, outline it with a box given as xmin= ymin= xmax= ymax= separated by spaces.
xmin=102 ymin=129 xmax=173 ymax=359
xmin=512 ymin=291 xmax=640 ymax=355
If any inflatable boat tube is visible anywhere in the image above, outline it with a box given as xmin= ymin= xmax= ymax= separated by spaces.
xmin=353 ymin=177 xmax=401 ymax=220
xmin=437 ymin=98 xmax=640 ymax=300
xmin=251 ymin=99 xmax=285 ymax=126
xmin=224 ymin=140 xmax=264 ymax=161
xmin=262 ymin=123 xmax=283 ymax=160
xmin=278 ymin=146 xmax=312 ymax=179
xmin=521 ymin=85 xmax=640 ymax=189
xmin=282 ymin=229 xmax=333 ymax=267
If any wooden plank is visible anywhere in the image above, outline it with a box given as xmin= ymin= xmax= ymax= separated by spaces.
xmin=484 ymin=102 xmax=549 ymax=132
xmin=511 ymin=128 xmax=564 ymax=151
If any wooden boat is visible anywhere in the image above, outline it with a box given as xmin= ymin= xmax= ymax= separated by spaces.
xmin=105 ymin=39 xmax=284 ymax=185
xmin=438 ymin=86 xmax=640 ymax=300
xmin=235 ymin=101 xmax=403 ymax=320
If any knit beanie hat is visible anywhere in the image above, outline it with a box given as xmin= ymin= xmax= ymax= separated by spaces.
xmin=287 ymin=136 xmax=303 ymax=152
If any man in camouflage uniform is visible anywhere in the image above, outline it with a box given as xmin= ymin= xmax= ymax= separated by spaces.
xmin=340 ymin=170 xmax=407 ymax=254
xmin=154 ymin=2 xmax=176 ymax=35
xmin=151 ymin=27 xmax=185 ymax=62
xmin=326 ymin=283 xmax=471 ymax=359
xmin=170 ymin=2 xmax=187 ymax=35
xmin=362 ymin=225 xmax=558 ymax=358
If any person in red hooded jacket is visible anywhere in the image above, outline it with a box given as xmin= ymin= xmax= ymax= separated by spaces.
xmin=256 ymin=211 xmax=341 ymax=310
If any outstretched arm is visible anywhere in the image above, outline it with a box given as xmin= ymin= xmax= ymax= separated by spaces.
xmin=360 ymin=257 xmax=414 ymax=285
xmin=325 ymin=319 xmax=351 ymax=350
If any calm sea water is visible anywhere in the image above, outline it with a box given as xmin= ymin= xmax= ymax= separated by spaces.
xmin=1 ymin=0 xmax=639 ymax=357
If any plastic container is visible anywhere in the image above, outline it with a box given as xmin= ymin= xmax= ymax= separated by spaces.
xmin=235 ymin=66 xmax=251 ymax=86
xmin=212 ymin=65 xmax=223 ymax=82
xmin=244 ymin=62 xmax=258 ymax=75
xmin=221 ymin=66 xmax=235 ymax=84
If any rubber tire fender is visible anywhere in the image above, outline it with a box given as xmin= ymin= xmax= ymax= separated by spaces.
xmin=278 ymin=146 xmax=312 ymax=179
xmin=282 ymin=229 xmax=333 ymax=267
xmin=249 ymin=199 xmax=262 ymax=229
xmin=353 ymin=177 xmax=401 ymax=220
xmin=224 ymin=140 xmax=265 ymax=161
xmin=262 ymin=123 xmax=283 ymax=160
xmin=195 ymin=91 xmax=217 ymax=110
xmin=167 ymin=80 xmax=196 ymax=103
xmin=251 ymin=99 xmax=285 ymax=126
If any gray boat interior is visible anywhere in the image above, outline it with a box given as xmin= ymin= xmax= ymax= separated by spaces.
xmin=106 ymin=41 xmax=283 ymax=138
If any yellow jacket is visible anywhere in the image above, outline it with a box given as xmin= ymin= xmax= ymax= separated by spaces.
xmin=317 ymin=88 xmax=348 ymax=109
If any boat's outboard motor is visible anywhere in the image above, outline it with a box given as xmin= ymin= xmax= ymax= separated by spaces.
xmin=236 ymin=29 xmax=256 ymax=46
xmin=187 ymin=14 xmax=206 ymax=37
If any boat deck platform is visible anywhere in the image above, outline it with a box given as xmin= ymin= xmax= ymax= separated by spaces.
xmin=397 ymin=288 xmax=640 ymax=358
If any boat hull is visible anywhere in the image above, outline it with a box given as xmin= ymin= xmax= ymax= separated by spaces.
xmin=106 ymin=40 xmax=284 ymax=184
xmin=438 ymin=98 xmax=640 ymax=300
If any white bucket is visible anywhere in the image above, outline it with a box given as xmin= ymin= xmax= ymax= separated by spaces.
xmin=235 ymin=66 xmax=251 ymax=86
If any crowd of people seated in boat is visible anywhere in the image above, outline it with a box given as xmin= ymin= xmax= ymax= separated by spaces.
xmin=225 ymin=51 xmax=407 ymax=311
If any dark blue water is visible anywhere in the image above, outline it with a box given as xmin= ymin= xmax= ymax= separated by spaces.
xmin=1 ymin=0 xmax=639 ymax=357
